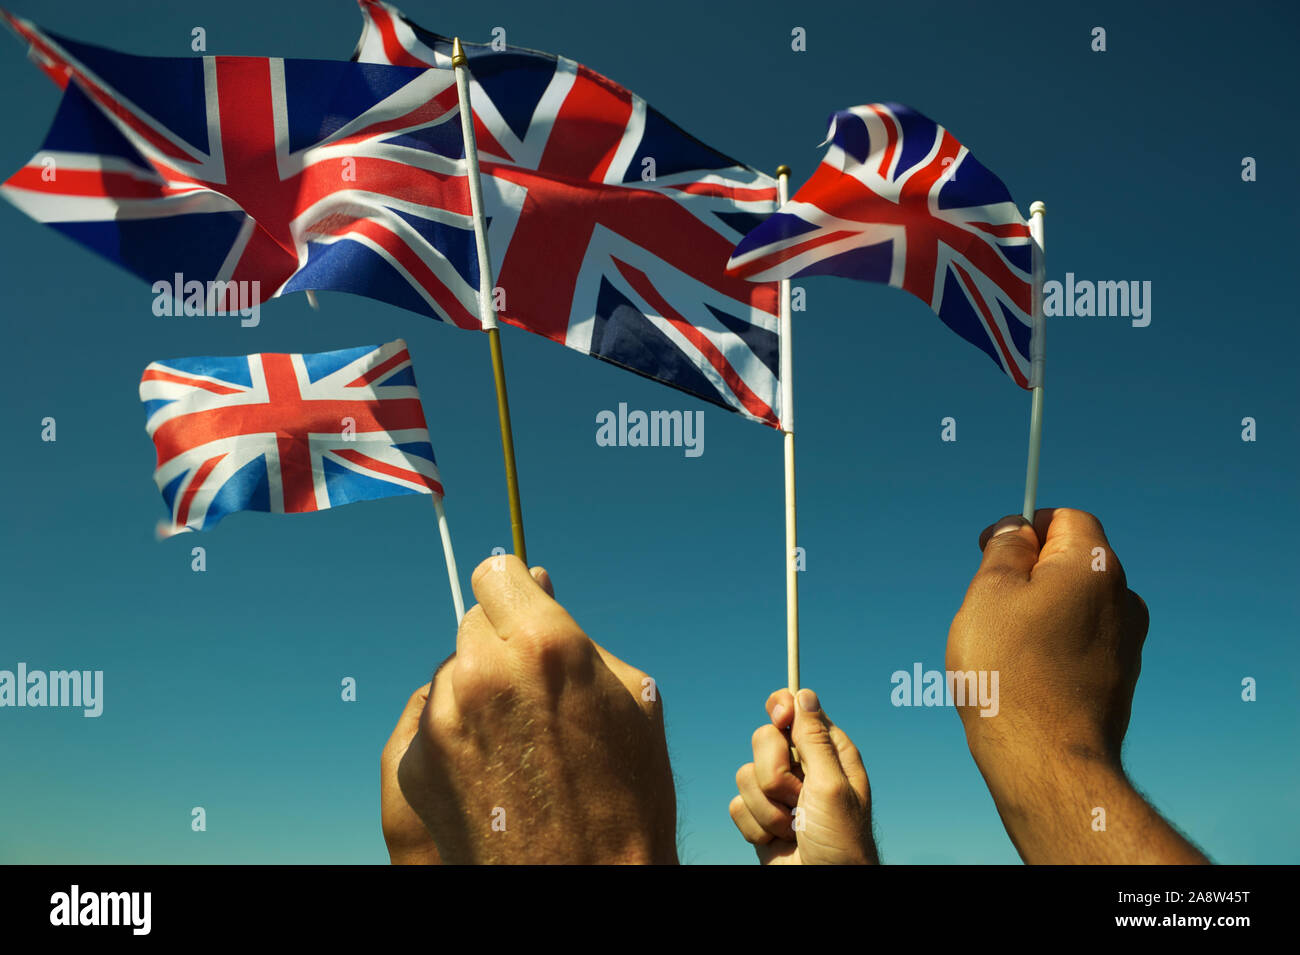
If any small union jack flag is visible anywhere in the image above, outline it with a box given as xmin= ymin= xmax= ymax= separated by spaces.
xmin=727 ymin=103 xmax=1038 ymax=389
xmin=139 ymin=340 xmax=443 ymax=533
xmin=1 ymin=10 xmax=482 ymax=327
xmin=353 ymin=0 xmax=786 ymax=427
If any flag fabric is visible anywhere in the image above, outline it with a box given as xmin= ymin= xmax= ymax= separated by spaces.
xmin=139 ymin=340 xmax=443 ymax=533
xmin=352 ymin=0 xmax=786 ymax=427
xmin=727 ymin=103 xmax=1037 ymax=389
xmin=0 ymin=10 xmax=484 ymax=328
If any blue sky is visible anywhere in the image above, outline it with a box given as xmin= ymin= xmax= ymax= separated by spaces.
xmin=0 ymin=0 xmax=1296 ymax=864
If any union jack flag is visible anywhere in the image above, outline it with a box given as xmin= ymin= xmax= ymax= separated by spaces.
xmin=0 ymin=10 xmax=483 ymax=327
xmin=140 ymin=340 xmax=443 ymax=533
xmin=352 ymin=0 xmax=785 ymax=427
xmin=727 ymin=103 xmax=1038 ymax=389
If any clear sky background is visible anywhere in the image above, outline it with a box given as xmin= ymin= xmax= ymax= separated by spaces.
xmin=0 ymin=0 xmax=1296 ymax=864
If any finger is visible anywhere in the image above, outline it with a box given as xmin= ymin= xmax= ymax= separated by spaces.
xmin=979 ymin=508 xmax=1055 ymax=550
xmin=1126 ymin=589 xmax=1150 ymax=651
xmin=790 ymin=688 xmax=848 ymax=785
xmin=395 ymin=731 xmax=447 ymax=848
xmin=1032 ymin=507 xmax=1126 ymax=590
xmin=736 ymin=763 xmax=796 ymax=839
xmin=530 ymin=566 xmax=554 ymax=598
xmin=1038 ymin=507 xmax=1110 ymax=559
xmin=471 ymin=553 xmax=572 ymax=640
xmin=383 ymin=683 xmax=431 ymax=760
xmin=453 ymin=603 xmax=506 ymax=673
xmin=584 ymin=637 xmax=653 ymax=704
xmin=765 ymin=688 xmax=796 ymax=729
xmin=752 ymin=724 xmax=802 ymax=805
xmin=486 ymin=558 xmax=649 ymax=708
xmin=728 ymin=794 xmax=775 ymax=846
xmin=448 ymin=605 xmax=512 ymax=714
xmin=426 ymin=651 xmax=463 ymax=732
xmin=974 ymin=515 xmax=1042 ymax=584
xmin=828 ymin=723 xmax=869 ymax=798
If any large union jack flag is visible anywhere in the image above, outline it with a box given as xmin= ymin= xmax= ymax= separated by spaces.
xmin=1 ymin=10 xmax=482 ymax=327
xmin=727 ymin=103 xmax=1038 ymax=389
xmin=353 ymin=0 xmax=785 ymax=427
xmin=140 ymin=340 xmax=443 ymax=533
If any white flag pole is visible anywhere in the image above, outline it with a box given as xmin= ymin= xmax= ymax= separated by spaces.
xmin=1021 ymin=201 xmax=1046 ymax=522
xmin=777 ymin=165 xmax=800 ymax=697
xmin=432 ymin=493 xmax=466 ymax=624
xmin=453 ymin=37 xmax=528 ymax=564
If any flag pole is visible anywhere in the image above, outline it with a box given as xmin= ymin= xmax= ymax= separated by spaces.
xmin=777 ymin=165 xmax=799 ymax=697
xmin=453 ymin=37 xmax=527 ymax=563
xmin=432 ymin=494 xmax=466 ymax=624
xmin=1021 ymin=201 xmax=1046 ymax=522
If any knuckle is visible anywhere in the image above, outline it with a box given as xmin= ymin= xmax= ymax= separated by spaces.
xmin=727 ymin=795 xmax=746 ymax=823
xmin=405 ymin=684 xmax=430 ymax=711
xmin=457 ymin=604 xmax=486 ymax=635
xmin=470 ymin=555 xmax=497 ymax=586
xmin=1060 ymin=507 xmax=1105 ymax=538
xmin=805 ymin=774 xmax=850 ymax=804
xmin=757 ymin=761 xmax=787 ymax=794
xmin=449 ymin=649 xmax=505 ymax=703
xmin=512 ymin=613 xmax=582 ymax=649
xmin=513 ymin=622 xmax=590 ymax=672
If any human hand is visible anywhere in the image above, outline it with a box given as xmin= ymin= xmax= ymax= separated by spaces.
xmin=381 ymin=683 xmax=441 ymax=864
xmin=947 ymin=508 xmax=1206 ymax=863
xmin=396 ymin=556 xmax=677 ymax=864
xmin=729 ymin=688 xmax=877 ymax=865
xmin=947 ymin=508 xmax=1148 ymax=774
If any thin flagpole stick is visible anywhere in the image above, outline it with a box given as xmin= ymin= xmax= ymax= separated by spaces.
xmin=432 ymin=493 xmax=466 ymax=624
xmin=1021 ymin=201 xmax=1047 ymax=522
xmin=776 ymin=165 xmax=799 ymax=698
xmin=453 ymin=37 xmax=527 ymax=563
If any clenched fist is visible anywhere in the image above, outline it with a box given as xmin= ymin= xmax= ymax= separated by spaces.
xmin=729 ymin=688 xmax=878 ymax=865
xmin=948 ymin=508 xmax=1206 ymax=863
xmin=393 ymin=556 xmax=678 ymax=864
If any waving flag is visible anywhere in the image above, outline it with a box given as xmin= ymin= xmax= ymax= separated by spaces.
xmin=727 ymin=103 xmax=1036 ymax=389
xmin=352 ymin=0 xmax=785 ymax=427
xmin=140 ymin=340 xmax=442 ymax=533
xmin=0 ymin=11 xmax=482 ymax=327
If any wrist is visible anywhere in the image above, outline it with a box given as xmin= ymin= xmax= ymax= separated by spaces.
xmin=968 ymin=730 xmax=1134 ymax=864
xmin=964 ymin=715 xmax=1122 ymax=797
xmin=584 ymin=813 xmax=679 ymax=865
xmin=593 ymin=835 xmax=679 ymax=865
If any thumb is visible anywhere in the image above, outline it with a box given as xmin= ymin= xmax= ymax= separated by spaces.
xmin=975 ymin=515 xmax=1041 ymax=583
xmin=790 ymin=689 xmax=844 ymax=782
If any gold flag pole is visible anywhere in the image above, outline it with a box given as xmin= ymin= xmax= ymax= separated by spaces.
xmin=453 ymin=37 xmax=527 ymax=563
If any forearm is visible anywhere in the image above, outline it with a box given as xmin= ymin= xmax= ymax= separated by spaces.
xmin=977 ymin=749 xmax=1209 ymax=864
